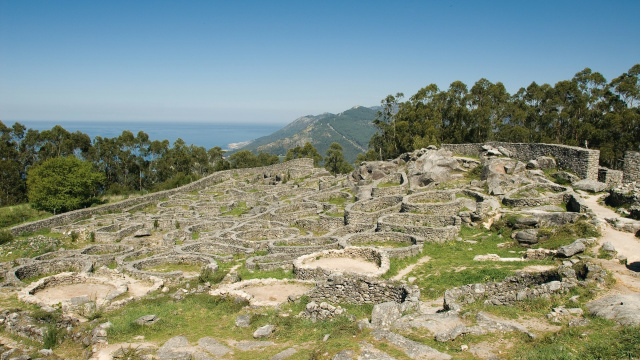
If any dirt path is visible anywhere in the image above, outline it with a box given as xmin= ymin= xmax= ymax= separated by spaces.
xmin=243 ymin=283 xmax=312 ymax=305
xmin=391 ymin=255 xmax=431 ymax=281
xmin=304 ymin=257 xmax=379 ymax=274
xmin=35 ymin=283 xmax=116 ymax=303
xmin=583 ymin=194 xmax=640 ymax=264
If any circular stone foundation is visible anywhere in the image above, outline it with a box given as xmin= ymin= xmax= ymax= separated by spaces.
xmin=293 ymin=247 xmax=390 ymax=280
xmin=210 ymin=278 xmax=314 ymax=306
xmin=19 ymin=272 xmax=128 ymax=308
xmin=126 ymin=254 xmax=218 ymax=280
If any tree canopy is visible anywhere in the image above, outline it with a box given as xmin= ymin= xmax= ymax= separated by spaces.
xmin=324 ymin=142 xmax=353 ymax=175
xmin=369 ymin=64 xmax=640 ymax=168
xmin=27 ymin=156 xmax=105 ymax=213
xmin=284 ymin=142 xmax=323 ymax=166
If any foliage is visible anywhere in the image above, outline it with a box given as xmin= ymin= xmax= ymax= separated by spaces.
xmin=368 ymin=65 xmax=640 ymax=168
xmin=1 ymin=201 xmax=52 ymax=229
xmin=284 ymin=142 xmax=323 ymax=166
xmin=27 ymin=156 xmax=105 ymax=213
xmin=324 ymin=143 xmax=354 ymax=175
xmin=0 ymin=230 xmax=14 ymax=245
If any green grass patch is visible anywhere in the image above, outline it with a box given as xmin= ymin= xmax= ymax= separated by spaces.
xmin=144 ymin=263 xmax=203 ymax=274
xmin=328 ymin=196 xmax=348 ymax=207
xmin=404 ymin=226 xmax=554 ymax=299
xmin=237 ymin=267 xmax=295 ymax=281
xmin=377 ymin=181 xmax=401 ymax=188
xmin=0 ymin=203 xmax=52 ymax=229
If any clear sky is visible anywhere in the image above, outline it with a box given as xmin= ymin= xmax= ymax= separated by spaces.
xmin=1 ymin=0 xmax=639 ymax=124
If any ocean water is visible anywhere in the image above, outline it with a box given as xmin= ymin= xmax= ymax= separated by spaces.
xmin=9 ymin=120 xmax=283 ymax=150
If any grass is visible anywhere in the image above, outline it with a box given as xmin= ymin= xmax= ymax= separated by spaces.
xmin=397 ymin=226 xmax=555 ymax=299
xmin=220 ymin=202 xmax=249 ymax=217
xmin=377 ymin=181 xmax=401 ymax=188
xmin=0 ymin=203 xmax=52 ymax=229
xmin=105 ymin=293 xmax=373 ymax=359
xmin=144 ymin=262 xmax=203 ymax=273
xmin=328 ymin=196 xmax=348 ymax=207
xmin=510 ymin=320 xmax=640 ymax=360
xmin=355 ymin=240 xmax=411 ymax=248
xmin=237 ymin=267 xmax=295 ymax=281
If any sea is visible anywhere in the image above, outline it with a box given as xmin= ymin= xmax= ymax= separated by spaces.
xmin=7 ymin=120 xmax=283 ymax=151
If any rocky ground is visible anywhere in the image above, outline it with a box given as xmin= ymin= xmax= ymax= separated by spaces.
xmin=1 ymin=146 xmax=639 ymax=360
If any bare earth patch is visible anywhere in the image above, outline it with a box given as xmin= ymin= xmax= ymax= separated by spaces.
xmin=243 ymin=283 xmax=312 ymax=305
xmin=304 ymin=257 xmax=379 ymax=274
xmin=35 ymin=283 xmax=116 ymax=303
xmin=520 ymin=265 xmax=557 ymax=273
xmin=392 ymin=255 xmax=431 ymax=281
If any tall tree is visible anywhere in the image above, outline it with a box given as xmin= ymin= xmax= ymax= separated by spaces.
xmin=324 ymin=142 xmax=353 ymax=175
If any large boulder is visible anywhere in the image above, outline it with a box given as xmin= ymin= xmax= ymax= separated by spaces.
xmin=407 ymin=149 xmax=462 ymax=187
xmin=371 ymin=302 xmax=402 ymax=329
xmin=573 ymin=180 xmax=607 ymax=193
xmin=536 ymin=156 xmax=556 ymax=170
xmin=586 ymin=294 xmax=640 ymax=326
xmin=513 ymin=229 xmax=539 ymax=245
xmin=557 ymin=239 xmax=586 ymax=257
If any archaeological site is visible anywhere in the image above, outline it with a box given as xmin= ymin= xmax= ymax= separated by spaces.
xmin=1 ymin=143 xmax=640 ymax=360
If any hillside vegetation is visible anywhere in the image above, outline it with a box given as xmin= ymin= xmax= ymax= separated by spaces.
xmin=234 ymin=106 xmax=378 ymax=163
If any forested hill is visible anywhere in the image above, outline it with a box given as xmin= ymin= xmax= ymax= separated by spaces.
xmin=234 ymin=106 xmax=379 ymax=163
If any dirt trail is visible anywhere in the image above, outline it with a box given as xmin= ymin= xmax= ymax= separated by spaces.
xmin=304 ymin=257 xmax=379 ymax=274
xmin=391 ymin=255 xmax=431 ymax=281
xmin=582 ymin=194 xmax=640 ymax=264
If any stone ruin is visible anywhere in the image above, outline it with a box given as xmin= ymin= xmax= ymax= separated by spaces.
xmin=0 ymin=143 xmax=639 ymax=360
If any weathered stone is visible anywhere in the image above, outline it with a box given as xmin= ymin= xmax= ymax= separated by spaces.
xmin=573 ymin=180 xmax=607 ymax=193
xmin=270 ymin=348 xmax=297 ymax=360
xmin=235 ymin=315 xmax=251 ymax=328
xmin=514 ymin=229 xmax=538 ymax=245
xmin=233 ymin=341 xmax=275 ymax=351
xmin=332 ymin=350 xmax=355 ymax=360
xmin=155 ymin=336 xmax=192 ymax=360
xmin=371 ymin=302 xmax=402 ymax=329
xmin=197 ymin=337 xmax=231 ymax=357
xmin=526 ymin=160 xmax=539 ymax=169
xmin=601 ymin=241 xmax=616 ymax=252
xmin=135 ymin=315 xmax=159 ymax=326
xmin=372 ymin=329 xmax=452 ymax=360
xmin=586 ymin=294 xmax=640 ymax=326
xmin=557 ymin=240 xmax=586 ymax=258
xmin=536 ymin=156 xmax=556 ymax=170
xmin=253 ymin=325 xmax=275 ymax=339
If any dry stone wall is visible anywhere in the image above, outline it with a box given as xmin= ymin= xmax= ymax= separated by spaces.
xmin=442 ymin=142 xmax=600 ymax=180
xmin=623 ymin=151 xmax=640 ymax=183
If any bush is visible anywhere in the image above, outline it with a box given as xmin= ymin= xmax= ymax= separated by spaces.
xmin=89 ymin=231 xmax=95 ymax=242
xmin=70 ymin=231 xmax=79 ymax=242
xmin=27 ymin=157 xmax=105 ymax=213
xmin=43 ymin=325 xmax=62 ymax=349
xmin=0 ymin=230 xmax=14 ymax=245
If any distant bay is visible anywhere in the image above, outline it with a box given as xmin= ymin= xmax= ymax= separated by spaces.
xmin=10 ymin=120 xmax=283 ymax=150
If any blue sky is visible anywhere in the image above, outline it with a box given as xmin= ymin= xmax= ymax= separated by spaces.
xmin=1 ymin=0 xmax=639 ymax=124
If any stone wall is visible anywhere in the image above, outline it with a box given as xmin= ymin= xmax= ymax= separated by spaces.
xmin=307 ymin=274 xmax=420 ymax=305
xmin=598 ymin=167 xmax=624 ymax=187
xmin=623 ymin=151 xmax=640 ymax=183
xmin=376 ymin=213 xmax=460 ymax=242
xmin=8 ymin=158 xmax=316 ymax=236
xmin=443 ymin=267 xmax=576 ymax=311
xmin=442 ymin=142 xmax=600 ymax=180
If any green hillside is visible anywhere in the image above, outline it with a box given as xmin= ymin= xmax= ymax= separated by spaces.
xmin=235 ymin=106 xmax=379 ymax=163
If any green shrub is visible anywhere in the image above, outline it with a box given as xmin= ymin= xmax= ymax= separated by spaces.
xmin=198 ymin=266 xmax=227 ymax=284
xmin=0 ymin=230 xmax=14 ymax=245
xmin=43 ymin=325 xmax=62 ymax=349
xmin=89 ymin=231 xmax=96 ymax=242
xmin=70 ymin=230 xmax=78 ymax=242
xmin=175 ymin=220 xmax=180 ymax=229
xmin=153 ymin=219 xmax=159 ymax=229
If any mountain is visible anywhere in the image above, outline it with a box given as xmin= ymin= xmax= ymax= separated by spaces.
xmin=234 ymin=106 xmax=379 ymax=163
